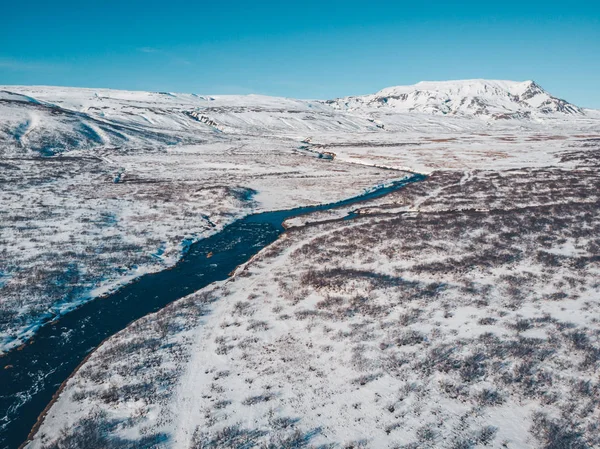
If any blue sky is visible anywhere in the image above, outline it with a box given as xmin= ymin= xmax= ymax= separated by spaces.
xmin=1 ymin=1 xmax=599 ymax=107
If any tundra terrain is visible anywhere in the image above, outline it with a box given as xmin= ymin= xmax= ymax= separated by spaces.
xmin=1 ymin=80 xmax=599 ymax=448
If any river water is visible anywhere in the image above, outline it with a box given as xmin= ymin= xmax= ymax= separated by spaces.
xmin=0 ymin=173 xmax=425 ymax=449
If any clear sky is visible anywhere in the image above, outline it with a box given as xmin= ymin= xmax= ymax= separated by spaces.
xmin=1 ymin=1 xmax=599 ymax=107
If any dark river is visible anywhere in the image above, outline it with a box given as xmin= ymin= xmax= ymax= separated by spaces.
xmin=0 ymin=173 xmax=425 ymax=449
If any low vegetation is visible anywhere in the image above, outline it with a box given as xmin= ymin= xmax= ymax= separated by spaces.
xmin=29 ymin=142 xmax=600 ymax=447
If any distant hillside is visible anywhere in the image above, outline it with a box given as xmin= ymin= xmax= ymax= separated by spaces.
xmin=326 ymin=79 xmax=583 ymax=119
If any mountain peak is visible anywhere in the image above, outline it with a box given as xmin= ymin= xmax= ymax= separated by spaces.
xmin=330 ymin=79 xmax=582 ymax=119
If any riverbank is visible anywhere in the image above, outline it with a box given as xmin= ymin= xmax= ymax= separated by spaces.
xmin=25 ymin=164 xmax=600 ymax=449
xmin=2 ymin=174 xmax=424 ymax=449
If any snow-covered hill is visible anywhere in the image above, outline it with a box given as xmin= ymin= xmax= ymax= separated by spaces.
xmin=327 ymin=79 xmax=584 ymax=119
xmin=0 ymin=86 xmax=386 ymax=156
xmin=1 ymin=80 xmax=598 ymax=158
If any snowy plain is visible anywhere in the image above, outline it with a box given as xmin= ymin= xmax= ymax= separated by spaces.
xmin=1 ymin=79 xmax=599 ymax=448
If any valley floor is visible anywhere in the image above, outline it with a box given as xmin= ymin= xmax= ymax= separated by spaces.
xmin=25 ymin=140 xmax=600 ymax=449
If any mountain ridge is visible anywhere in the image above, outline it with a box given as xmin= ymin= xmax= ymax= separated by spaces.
xmin=1 ymin=80 xmax=598 ymax=157
xmin=326 ymin=79 xmax=584 ymax=119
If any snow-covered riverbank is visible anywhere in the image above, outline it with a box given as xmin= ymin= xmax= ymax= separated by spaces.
xmin=2 ymin=81 xmax=599 ymax=448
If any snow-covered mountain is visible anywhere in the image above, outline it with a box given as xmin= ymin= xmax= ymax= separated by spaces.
xmin=1 ymin=81 xmax=598 ymax=158
xmin=327 ymin=79 xmax=584 ymax=119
